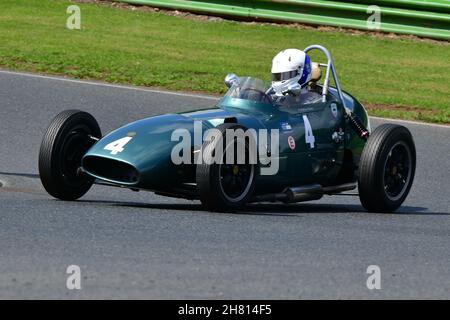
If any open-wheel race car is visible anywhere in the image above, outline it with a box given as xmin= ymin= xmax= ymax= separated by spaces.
xmin=39 ymin=45 xmax=416 ymax=213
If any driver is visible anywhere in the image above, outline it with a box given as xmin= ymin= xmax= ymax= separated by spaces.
xmin=270 ymin=49 xmax=320 ymax=105
xmin=271 ymin=48 xmax=312 ymax=96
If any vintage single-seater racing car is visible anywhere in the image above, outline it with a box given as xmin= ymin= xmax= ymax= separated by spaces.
xmin=38 ymin=45 xmax=416 ymax=212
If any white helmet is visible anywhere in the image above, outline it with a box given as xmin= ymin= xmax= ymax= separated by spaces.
xmin=271 ymin=49 xmax=312 ymax=96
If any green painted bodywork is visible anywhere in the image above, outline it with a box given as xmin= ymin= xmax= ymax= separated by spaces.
xmin=82 ymin=85 xmax=368 ymax=198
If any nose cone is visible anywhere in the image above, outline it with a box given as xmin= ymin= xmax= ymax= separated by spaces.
xmin=82 ymin=114 xmax=196 ymax=188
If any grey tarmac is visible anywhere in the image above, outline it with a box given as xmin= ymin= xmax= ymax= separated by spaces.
xmin=0 ymin=70 xmax=449 ymax=299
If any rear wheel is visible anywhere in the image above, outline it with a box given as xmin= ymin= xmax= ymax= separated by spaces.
xmin=39 ymin=110 xmax=101 ymax=200
xmin=358 ymin=124 xmax=416 ymax=212
xmin=196 ymin=124 xmax=258 ymax=212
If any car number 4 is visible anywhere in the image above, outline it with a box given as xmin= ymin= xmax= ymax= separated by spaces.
xmin=303 ymin=115 xmax=315 ymax=148
xmin=104 ymin=136 xmax=133 ymax=155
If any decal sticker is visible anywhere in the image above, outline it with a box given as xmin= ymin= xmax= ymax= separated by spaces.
xmin=302 ymin=115 xmax=315 ymax=148
xmin=331 ymin=103 xmax=338 ymax=118
xmin=287 ymin=136 xmax=296 ymax=150
xmin=332 ymin=128 xmax=345 ymax=143
xmin=280 ymin=122 xmax=292 ymax=131
xmin=104 ymin=136 xmax=133 ymax=155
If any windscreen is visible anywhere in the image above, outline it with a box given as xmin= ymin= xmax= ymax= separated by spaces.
xmin=221 ymin=76 xmax=322 ymax=111
xmin=224 ymin=77 xmax=273 ymax=105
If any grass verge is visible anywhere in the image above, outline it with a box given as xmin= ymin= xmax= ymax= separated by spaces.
xmin=0 ymin=0 xmax=449 ymax=123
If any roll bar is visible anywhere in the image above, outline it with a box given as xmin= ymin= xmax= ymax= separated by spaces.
xmin=304 ymin=45 xmax=348 ymax=112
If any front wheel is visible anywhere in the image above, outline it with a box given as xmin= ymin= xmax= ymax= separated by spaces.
xmin=358 ymin=124 xmax=416 ymax=212
xmin=39 ymin=110 xmax=101 ymax=200
xmin=196 ymin=124 xmax=258 ymax=212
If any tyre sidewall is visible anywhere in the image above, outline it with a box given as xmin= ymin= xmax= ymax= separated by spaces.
xmin=358 ymin=124 xmax=416 ymax=212
xmin=197 ymin=124 xmax=258 ymax=212
xmin=39 ymin=110 xmax=101 ymax=200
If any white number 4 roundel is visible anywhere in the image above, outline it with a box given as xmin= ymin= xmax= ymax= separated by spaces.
xmin=302 ymin=115 xmax=315 ymax=148
xmin=104 ymin=136 xmax=133 ymax=155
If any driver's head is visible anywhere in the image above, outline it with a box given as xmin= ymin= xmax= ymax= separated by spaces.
xmin=271 ymin=49 xmax=312 ymax=96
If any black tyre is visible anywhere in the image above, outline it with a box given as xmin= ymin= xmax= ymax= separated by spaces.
xmin=196 ymin=123 xmax=258 ymax=212
xmin=39 ymin=110 xmax=101 ymax=200
xmin=358 ymin=124 xmax=416 ymax=212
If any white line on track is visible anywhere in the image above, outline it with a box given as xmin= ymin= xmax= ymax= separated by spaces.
xmin=1 ymin=69 xmax=448 ymax=128
xmin=369 ymin=116 xmax=449 ymax=128
xmin=0 ymin=69 xmax=218 ymax=101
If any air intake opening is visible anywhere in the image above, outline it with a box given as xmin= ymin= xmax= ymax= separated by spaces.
xmin=83 ymin=156 xmax=140 ymax=184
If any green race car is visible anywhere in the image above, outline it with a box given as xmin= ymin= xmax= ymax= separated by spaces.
xmin=38 ymin=45 xmax=416 ymax=213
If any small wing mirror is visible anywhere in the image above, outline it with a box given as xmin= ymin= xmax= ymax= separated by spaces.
xmin=285 ymin=83 xmax=302 ymax=96
xmin=224 ymin=73 xmax=240 ymax=88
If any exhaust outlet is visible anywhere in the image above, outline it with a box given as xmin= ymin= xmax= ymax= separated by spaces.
xmin=251 ymin=183 xmax=356 ymax=204
xmin=284 ymin=184 xmax=323 ymax=203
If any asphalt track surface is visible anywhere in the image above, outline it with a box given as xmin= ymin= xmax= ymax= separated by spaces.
xmin=0 ymin=70 xmax=449 ymax=299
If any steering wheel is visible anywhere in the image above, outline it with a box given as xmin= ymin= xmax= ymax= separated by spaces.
xmin=240 ymin=88 xmax=273 ymax=104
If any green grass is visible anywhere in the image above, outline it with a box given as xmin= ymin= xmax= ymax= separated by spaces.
xmin=0 ymin=0 xmax=449 ymax=123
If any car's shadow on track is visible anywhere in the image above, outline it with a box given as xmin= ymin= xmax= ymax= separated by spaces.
xmin=1 ymin=171 xmax=446 ymax=216
xmin=240 ymin=203 xmax=446 ymax=216
xmin=0 ymin=172 xmax=40 ymax=179
xmin=76 ymin=199 xmax=447 ymax=216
